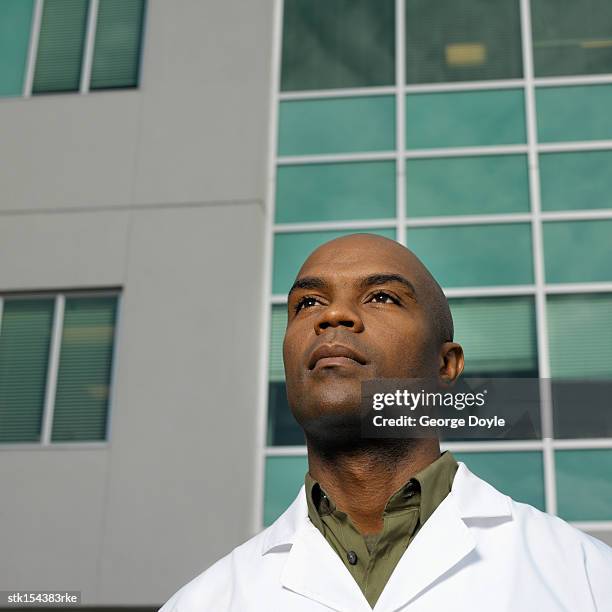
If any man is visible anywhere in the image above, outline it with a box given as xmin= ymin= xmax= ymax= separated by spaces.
xmin=160 ymin=233 xmax=612 ymax=611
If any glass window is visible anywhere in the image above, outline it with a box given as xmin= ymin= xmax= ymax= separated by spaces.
xmin=281 ymin=0 xmax=395 ymax=91
xmin=90 ymin=0 xmax=145 ymax=90
xmin=267 ymin=305 xmax=304 ymax=446
xmin=531 ymin=0 xmax=612 ymax=78
xmin=406 ymin=90 xmax=526 ymax=149
xmin=548 ymin=293 xmax=612 ymax=439
xmin=0 ymin=299 xmax=54 ymax=443
xmin=0 ymin=0 xmax=34 ymax=97
xmin=543 ymin=220 xmax=612 ymax=283
xmin=406 ymin=155 xmax=530 ymax=217
xmin=536 ymin=85 xmax=612 ymax=142
xmin=264 ymin=455 xmax=308 ymax=525
xmin=33 ymin=0 xmax=89 ymax=94
xmin=273 ymin=228 xmax=396 ymax=295
xmin=450 ymin=296 xmax=538 ymax=377
xmin=406 ymin=224 xmax=534 ymax=287
xmin=51 ymin=296 xmax=118 ymax=442
xmin=276 ymin=161 xmax=396 ymax=224
xmin=278 ymin=96 xmax=395 ymax=156
xmin=556 ymin=450 xmax=612 ymax=521
xmin=405 ymin=0 xmax=523 ymax=84
xmin=454 ymin=451 xmax=545 ymax=510
xmin=540 ymin=151 xmax=612 ymax=212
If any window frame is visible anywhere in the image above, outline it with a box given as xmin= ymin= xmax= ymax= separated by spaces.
xmin=0 ymin=288 xmax=121 ymax=449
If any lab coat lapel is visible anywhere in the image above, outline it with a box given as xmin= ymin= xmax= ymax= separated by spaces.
xmin=281 ymin=520 xmax=373 ymax=612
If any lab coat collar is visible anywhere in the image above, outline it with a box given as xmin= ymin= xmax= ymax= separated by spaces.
xmin=261 ymin=461 xmax=513 ymax=611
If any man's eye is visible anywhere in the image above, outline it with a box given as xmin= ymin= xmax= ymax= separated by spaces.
xmin=294 ymin=296 xmax=318 ymax=313
xmin=369 ymin=291 xmax=398 ymax=304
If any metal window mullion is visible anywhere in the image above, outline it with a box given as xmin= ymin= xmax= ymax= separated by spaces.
xmin=395 ymin=0 xmax=406 ymax=245
xmin=40 ymin=294 xmax=65 ymax=446
xmin=256 ymin=0 xmax=284 ymax=535
xmin=80 ymin=0 xmax=99 ymax=94
xmin=23 ymin=0 xmax=44 ymax=97
xmin=520 ymin=0 xmax=557 ymax=516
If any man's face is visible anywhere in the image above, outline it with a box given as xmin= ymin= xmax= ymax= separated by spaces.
xmin=283 ymin=236 xmax=440 ymax=428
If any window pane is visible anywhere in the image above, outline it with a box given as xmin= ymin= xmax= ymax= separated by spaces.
xmin=406 ymin=155 xmax=529 ymax=217
xmin=0 ymin=299 xmax=54 ymax=443
xmin=548 ymin=294 xmax=612 ymax=438
xmin=405 ymin=0 xmax=522 ymax=84
xmin=0 ymin=0 xmax=34 ymax=97
xmin=450 ymin=296 xmax=538 ymax=377
xmin=281 ymin=0 xmax=395 ymax=91
xmin=454 ymin=451 xmax=545 ymax=510
xmin=548 ymin=293 xmax=612 ymax=380
xmin=273 ymin=228 xmax=396 ymax=295
xmin=531 ymin=0 xmax=612 ymax=77
xmin=276 ymin=161 xmax=396 ymax=224
xmin=33 ymin=0 xmax=89 ymax=94
xmin=543 ymin=220 xmax=612 ymax=283
xmin=539 ymin=150 xmax=612 ymax=212
xmin=264 ymin=455 xmax=308 ymax=526
xmin=278 ymin=96 xmax=395 ymax=156
xmin=51 ymin=296 xmax=117 ymax=442
xmin=90 ymin=0 xmax=145 ymax=89
xmin=268 ymin=306 xmax=303 ymax=446
xmin=556 ymin=450 xmax=612 ymax=521
xmin=536 ymin=85 xmax=612 ymax=142
xmin=406 ymin=90 xmax=526 ymax=149
xmin=407 ymin=224 xmax=533 ymax=287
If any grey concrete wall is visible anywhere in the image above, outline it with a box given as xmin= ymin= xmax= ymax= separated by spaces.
xmin=0 ymin=0 xmax=273 ymax=605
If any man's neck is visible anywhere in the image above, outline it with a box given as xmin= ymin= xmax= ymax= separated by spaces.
xmin=306 ymin=438 xmax=441 ymax=535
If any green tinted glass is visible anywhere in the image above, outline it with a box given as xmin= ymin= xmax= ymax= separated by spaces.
xmin=407 ymin=224 xmax=533 ymax=287
xmin=0 ymin=299 xmax=54 ymax=443
xmin=273 ymin=228 xmax=396 ymax=295
xmin=269 ymin=305 xmax=288 ymax=383
xmin=454 ymin=451 xmax=545 ymax=510
xmin=264 ymin=455 xmax=308 ymax=525
xmin=547 ymin=293 xmax=612 ymax=380
xmin=543 ymin=220 xmax=612 ymax=283
xmin=531 ymin=0 xmax=612 ymax=77
xmin=406 ymin=90 xmax=526 ymax=149
xmin=276 ymin=161 xmax=396 ymax=223
xmin=33 ymin=0 xmax=89 ymax=93
xmin=536 ymin=85 xmax=612 ymax=142
xmin=556 ymin=450 xmax=612 ymax=521
xmin=406 ymin=155 xmax=529 ymax=217
xmin=281 ymin=0 xmax=395 ymax=91
xmin=90 ymin=0 xmax=145 ymax=89
xmin=0 ymin=0 xmax=34 ymax=96
xmin=278 ymin=96 xmax=395 ymax=156
xmin=51 ymin=296 xmax=117 ymax=442
xmin=450 ymin=296 xmax=538 ymax=376
xmin=540 ymin=151 xmax=612 ymax=211
xmin=405 ymin=0 xmax=522 ymax=84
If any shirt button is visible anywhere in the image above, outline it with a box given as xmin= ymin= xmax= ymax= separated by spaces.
xmin=347 ymin=551 xmax=358 ymax=565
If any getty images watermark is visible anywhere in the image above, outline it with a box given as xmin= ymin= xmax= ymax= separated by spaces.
xmin=1 ymin=591 xmax=81 ymax=607
xmin=360 ymin=378 xmax=542 ymax=440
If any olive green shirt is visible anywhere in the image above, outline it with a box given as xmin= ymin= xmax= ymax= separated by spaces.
xmin=305 ymin=450 xmax=459 ymax=609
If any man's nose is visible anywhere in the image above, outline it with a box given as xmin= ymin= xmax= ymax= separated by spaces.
xmin=314 ymin=300 xmax=365 ymax=333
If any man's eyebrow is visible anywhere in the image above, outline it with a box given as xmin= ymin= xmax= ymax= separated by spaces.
xmin=359 ymin=273 xmax=417 ymax=297
xmin=288 ymin=276 xmax=327 ymax=298
xmin=288 ymin=273 xmax=417 ymax=298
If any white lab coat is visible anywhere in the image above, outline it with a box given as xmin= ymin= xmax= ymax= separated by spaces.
xmin=160 ymin=461 xmax=612 ymax=611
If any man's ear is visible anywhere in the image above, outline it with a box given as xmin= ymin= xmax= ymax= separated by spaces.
xmin=439 ymin=342 xmax=464 ymax=382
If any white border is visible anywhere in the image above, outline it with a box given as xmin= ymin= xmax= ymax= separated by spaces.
xmin=23 ymin=0 xmax=43 ymax=97
xmin=80 ymin=0 xmax=99 ymax=93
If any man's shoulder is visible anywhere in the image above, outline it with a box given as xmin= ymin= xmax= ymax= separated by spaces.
xmin=455 ymin=461 xmax=612 ymax=559
xmin=158 ymin=528 xmax=270 ymax=612
xmin=159 ymin=488 xmax=307 ymax=611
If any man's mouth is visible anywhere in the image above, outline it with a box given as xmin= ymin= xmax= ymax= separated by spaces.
xmin=308 ymin=344 xmax=367 ymax=370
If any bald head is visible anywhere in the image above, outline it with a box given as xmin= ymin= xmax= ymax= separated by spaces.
xmin=294 ymin=233 xmax=454 ymax=347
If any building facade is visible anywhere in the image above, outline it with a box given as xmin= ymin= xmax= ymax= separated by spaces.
xmin=0 ymin=0 xmax=611 ymax=606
